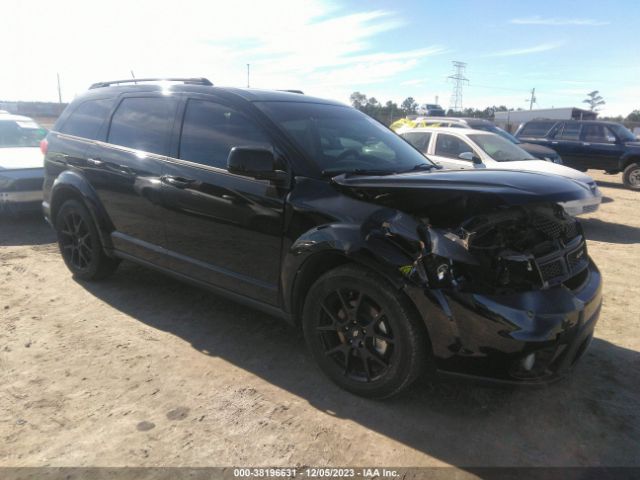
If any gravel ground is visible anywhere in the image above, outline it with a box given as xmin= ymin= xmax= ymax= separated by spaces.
xmin=1 ymin=170 xmax=639 ymax=469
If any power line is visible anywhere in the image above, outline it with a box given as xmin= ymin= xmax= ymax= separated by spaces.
xmin=447 ymin=61 xmax=469 ymax=111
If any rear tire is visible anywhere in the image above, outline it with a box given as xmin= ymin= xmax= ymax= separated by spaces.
xmin=55 ymin=199 xmax=120 ymax=280
xmin=302 ymin=264 xmax=429 ymax=398
xmin=623 ymin=163 xmax=640 ymax=190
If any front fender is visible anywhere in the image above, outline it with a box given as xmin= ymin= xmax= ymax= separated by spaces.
xmin=49 ymin=170 xmax=115 ymax=250
xmin=620 ymin=151 xmax=640 ymax=170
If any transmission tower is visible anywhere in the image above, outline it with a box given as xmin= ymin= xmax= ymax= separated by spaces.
xmin=447 ymin=61 xmax=469 ymax=112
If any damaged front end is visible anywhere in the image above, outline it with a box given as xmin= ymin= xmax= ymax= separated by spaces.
xmin=334 ymin=171 xmax=603 ymax=384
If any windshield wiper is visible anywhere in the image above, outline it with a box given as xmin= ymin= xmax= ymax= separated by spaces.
xmin=401 ymin=163 xmax=437 ymax=173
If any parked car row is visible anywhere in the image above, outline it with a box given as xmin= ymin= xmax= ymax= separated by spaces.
xmin=515 ymin=119 xmax=640 ymax=190
xmin=400 ymin=127 xmax=601 ymax=215
xmin=39 ymin=78 xmax=602 ymax=397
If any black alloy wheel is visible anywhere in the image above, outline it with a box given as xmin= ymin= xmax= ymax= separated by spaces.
xmin=59 ymin=210 xmax=93 ymax=271
xmin=55 ymin=199 xmax=120 ymax=280
xmin=303 ymin=265 xmax=429 ymax=398
xmin=317 ymin=287 xmax=395 ymax=383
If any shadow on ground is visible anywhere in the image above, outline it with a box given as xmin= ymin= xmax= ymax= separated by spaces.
xmin=74 ymin=261 xmax=640 ymax=468
xmin=3 ymin=215 xmax=639 ymax=468
xmin=581 ymin=217 xmax=640 ymax=244
xmin=0 ymin=213 xmax=55 ymax=246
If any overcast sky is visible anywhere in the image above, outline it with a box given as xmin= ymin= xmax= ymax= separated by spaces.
xmin=2 ymin=0 xmax=639 ymax=116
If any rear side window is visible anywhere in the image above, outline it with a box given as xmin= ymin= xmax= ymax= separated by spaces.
xmin=59 ymin=99 xmax=111 ymax=139
xmin=179 ymin=99 xmax=271 ymax=169
xmin=518 ymin=121 xmax=557 ymax=137
xmin=402 ymin=132 xmax=431 ymax=153
xmin=108 ymin=97 xmax=176 ymax=155
xmin=556 ymin=123 xmax=581 ymax=141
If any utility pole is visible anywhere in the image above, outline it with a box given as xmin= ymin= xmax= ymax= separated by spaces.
xmin=247 ymin=64 xmax=250 ymax=88
xmin=447 ymin=61 xmax=469 ymax=112
xmin=56 ymin=73 xmax=62 ymax=103
xmin=528 ymin=88 xmax=536 ymax=110
xmin=435 ymin=95 xmax=439 ymax=105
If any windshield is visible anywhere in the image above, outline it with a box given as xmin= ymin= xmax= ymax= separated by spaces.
xmin=0 ymin=120 xmax=47 ymax=148
xmin=468 ymin=134 xmax=535 ymax=162
xmin=256 ymin=102 xmax=435 ymax=175
xmin=608 ymin=124 xmax=636 ymax=142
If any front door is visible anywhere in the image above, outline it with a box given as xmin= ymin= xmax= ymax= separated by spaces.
xmin=429 ymin=133 xmax=479 ymax=170
xmin=578 ymin=123 xmax=626 ymax=171
xmin=161 ymin=97 xmax=286 ymax=306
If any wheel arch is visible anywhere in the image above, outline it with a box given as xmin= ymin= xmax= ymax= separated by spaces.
xmin=50 ymin=171 xmax=115 ymax=251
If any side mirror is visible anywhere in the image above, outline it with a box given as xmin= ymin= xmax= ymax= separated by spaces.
xmin=458 ymin=151 xmax=482 ymax=164
xmin=227 ymin=147 xmax=287 ymax=183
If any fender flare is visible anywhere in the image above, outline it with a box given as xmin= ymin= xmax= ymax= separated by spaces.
xmin=49 ymin=170 xmax=115 ymax=251
xmin=282 ymin=223 xmax=416 ymax=321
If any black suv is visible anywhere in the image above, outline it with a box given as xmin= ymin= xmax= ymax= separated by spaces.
xmin=42 ymin=78 xmax=602 ymax=397
xmin=516 ymin=119 xmax=640 ymax=189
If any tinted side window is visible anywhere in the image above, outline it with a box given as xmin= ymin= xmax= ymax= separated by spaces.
xmin=108 ymin=97 xmax=176 ymax=155
xmin=435 ymin=134 xmax=474 ymax=159
xmin=402 ymin=132 xmax=431 ymax=153
xmin=179 ymin=99 xmax=271 ymax=169
xmin=557 ymin=123 xmax=581 ymax=141
xmin=59 ymin=99 xmax=111 ymax=140
xmin=581 ymin=124 xmax=616 ymax=143
xmin=519 ymin=121 xmax=557 ymax=137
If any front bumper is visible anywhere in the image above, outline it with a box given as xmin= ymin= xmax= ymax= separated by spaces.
xmin=406 ymin=262 xmax=602 ymax=384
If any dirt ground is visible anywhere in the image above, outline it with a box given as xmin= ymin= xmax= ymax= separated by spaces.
xmin=1 ymin=170 xmax=639 ymax=470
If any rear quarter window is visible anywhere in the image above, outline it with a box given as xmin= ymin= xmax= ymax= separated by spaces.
xmin=58 ymin=99 xmax=112 ymax=140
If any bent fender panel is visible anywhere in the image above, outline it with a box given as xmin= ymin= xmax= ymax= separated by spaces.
xmin=50 ymin=170 xmax=115 ymax=250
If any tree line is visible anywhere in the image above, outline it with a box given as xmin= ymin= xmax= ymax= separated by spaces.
xmin=350 ymin=90 xmax=640 ymax=126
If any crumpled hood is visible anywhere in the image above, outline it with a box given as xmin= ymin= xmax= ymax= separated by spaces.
xmin=331 ymin=169 xmax=592 ymax=223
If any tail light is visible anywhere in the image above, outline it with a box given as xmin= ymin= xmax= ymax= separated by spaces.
xmin=40 ymin=138 xmax=48 ymax=155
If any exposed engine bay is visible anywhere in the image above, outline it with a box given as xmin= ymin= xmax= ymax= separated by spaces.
xmin=441 ymin=204 xmax=589 ymax=294
xmin=372 ymin=203 xmax=590 ymax=295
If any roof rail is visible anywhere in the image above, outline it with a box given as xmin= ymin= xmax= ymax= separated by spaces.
xmin=89 ymin=77 xmax=213 ymax=89
xmin=278 ymin=89 xmax=304 ymax=94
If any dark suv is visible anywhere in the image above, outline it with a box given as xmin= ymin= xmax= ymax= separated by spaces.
xmin=516 ymin=119 xmax=640 ymax=189
xmin=42 ymin=78 xmax=602 ymax=397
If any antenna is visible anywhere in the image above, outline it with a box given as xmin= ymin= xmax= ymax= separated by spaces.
xmin=447 ymin=61 xmax=469 ymax=112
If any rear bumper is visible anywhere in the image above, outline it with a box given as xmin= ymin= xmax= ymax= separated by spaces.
xmin=406 ymin=262 xmax=602 ymax=385
xmin=0 ymin=168 xmax=43 ymax=213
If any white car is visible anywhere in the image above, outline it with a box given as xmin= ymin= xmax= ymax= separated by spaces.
xmin=401 ymin=127 xmax=601 ymax=216
xmin=0 ymin=112 xmax=47 ymax=213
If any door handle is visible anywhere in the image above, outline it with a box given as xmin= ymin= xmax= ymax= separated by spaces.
xmin=582 ymin=142 xmax=591 ymax=146
xmin=87 ymin=158 xmax=104 ymax=167
xmin=161 ymin=175 xmax=195 ymax=188
xmin=551 ymin=141 xmax=559 ymax=145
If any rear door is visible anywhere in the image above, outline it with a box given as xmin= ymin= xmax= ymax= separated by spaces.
xmin=85 ymin=94 xmax=178 ymax=264
xmin=429 ymin=133 xmax=479 ymax=170
xmin=548 ymin=122 xmax=585 ymax=169
xmin=160 ymin=95 xmax=287 ymax=305
xmin=578 ymin=123 xmax=626 ymax=170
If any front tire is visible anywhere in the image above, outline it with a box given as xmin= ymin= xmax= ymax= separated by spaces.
xmin=623 ymin=162 xmax=640 ymax=190
xmin=302 ymin=265 xmax=429 ymax=398
xmin=55 ymin=199 xmax=120 ymax=280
